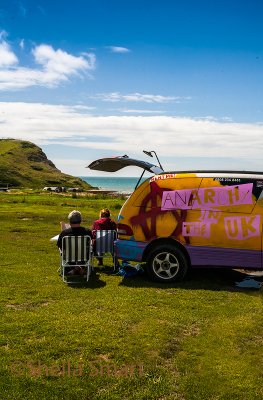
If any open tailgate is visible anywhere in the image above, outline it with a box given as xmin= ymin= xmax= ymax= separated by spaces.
xmin=87 ymin=155 xmax=163 ymax=174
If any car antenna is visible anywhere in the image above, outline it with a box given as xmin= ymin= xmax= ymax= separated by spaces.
xmin=143 ymin=150 xmax=163 ymax=170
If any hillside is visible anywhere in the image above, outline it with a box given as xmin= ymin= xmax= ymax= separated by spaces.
xmin=0 ymin=139 xmax=92 ymax=189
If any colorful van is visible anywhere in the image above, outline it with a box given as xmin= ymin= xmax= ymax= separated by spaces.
xmin=88 ymin=156 xmax=263 ymax=282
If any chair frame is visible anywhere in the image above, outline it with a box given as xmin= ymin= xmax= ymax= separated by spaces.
xmin=93 ymin=229 xmax=118 ymax=271
xmin=60 ymin=235 xmax=93 ymax=283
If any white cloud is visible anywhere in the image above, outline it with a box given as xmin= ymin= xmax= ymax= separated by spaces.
xmin=0 ymin=42 xmax=18 ymax=67
xmin=33 ymin=44 xmax=89 ymax=75
xmin=108 ymin=46 xmax=130 ymax=53
xmin=0 ymin=30 xmax=8 ymax=41
xmin=95 ymin=92 xmax=188 ymax=103
xmin=19 ymin=39 xmax=25 ymax=50
xmin=18 ymin=1 xmax=27 ymax=17
xmin=118 ymin=109 xmax=164 ymax=114
xmin=0 ymin=102 xmax=262 ymax=172
xmin=0 ymin=40 xmax=96 ymax=90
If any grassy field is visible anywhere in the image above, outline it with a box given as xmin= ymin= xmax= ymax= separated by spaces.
xmin=1 ymin=191 xmax=263 ymax=400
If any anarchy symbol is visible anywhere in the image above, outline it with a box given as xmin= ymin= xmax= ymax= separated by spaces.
xmin=130 ymin=181 xmax=189 ymax=243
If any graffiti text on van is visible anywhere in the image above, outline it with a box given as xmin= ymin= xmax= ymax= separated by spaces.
xmin=200 ymin=210 xmax=221 ymax=223
xmin=161 ymin=183 xmax=253 ymax=210
xmin=183 ymin=215 xmax=260 ymax=240
xmin=182 ymin=222 xmax=211 ymax=238
xmin=150 ymin=174 xmax=176 ymax=182
xmin=224 ymin=215 xmax=260 ymax=240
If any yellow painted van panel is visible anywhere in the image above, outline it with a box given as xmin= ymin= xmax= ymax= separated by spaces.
xmin=119 ymin=174 xmax=262 ymax=251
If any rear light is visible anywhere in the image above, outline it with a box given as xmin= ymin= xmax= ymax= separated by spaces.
xmin=117 ymin=223 xmax=134 ymax=236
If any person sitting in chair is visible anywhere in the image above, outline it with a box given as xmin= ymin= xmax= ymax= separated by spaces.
xmin=57 ymin=210 xmax=92 ymax=249
xmin=92 ymin=208 xmax=117 ymax=266
xmin=92 ymin=208 xmax=117 ymax=231
xmin=57 ymin=210 xmax=92 ymax=275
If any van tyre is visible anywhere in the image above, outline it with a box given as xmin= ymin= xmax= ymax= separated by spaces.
xmin=146 ymin=244 xmax=188 ymax=283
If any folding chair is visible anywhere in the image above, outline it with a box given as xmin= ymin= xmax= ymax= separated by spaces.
xmin=60 ymin=235 xmax=93 ymax=283
xmin=93 ymin=230 xmax=118 ymax=271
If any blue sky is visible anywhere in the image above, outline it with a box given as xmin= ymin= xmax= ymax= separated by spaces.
xmin=0 ymin=0 xmax=262 ymax=176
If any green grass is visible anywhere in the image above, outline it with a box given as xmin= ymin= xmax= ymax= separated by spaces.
xmin=1 ymin=191 xmax=263 ymax=400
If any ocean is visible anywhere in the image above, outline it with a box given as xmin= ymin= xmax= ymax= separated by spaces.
xmin=80 ymin=176 xmax=147 ymax=193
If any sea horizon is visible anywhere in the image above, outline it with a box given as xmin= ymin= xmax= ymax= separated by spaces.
xmin=80 ymin=176 xmax=147 ymax=193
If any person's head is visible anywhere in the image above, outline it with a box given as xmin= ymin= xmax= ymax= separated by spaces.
xmin=100 ymin=208 xmax=110 ymax=218
xmin=68 ymin=210 xmax=82 ymax=225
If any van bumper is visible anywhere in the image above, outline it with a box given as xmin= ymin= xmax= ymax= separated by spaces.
xmin=115 ymin=239 xmax=147 ymax=262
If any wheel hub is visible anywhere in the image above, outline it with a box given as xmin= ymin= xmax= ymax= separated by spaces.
xmin=161 ymin=261 xmax=170 ymax=270
xmin=152 ymin=251 xmax=180 ymax=279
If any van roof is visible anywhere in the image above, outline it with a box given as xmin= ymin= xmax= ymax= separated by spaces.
xmin=158 ymin=171 xmax=263 ymax=179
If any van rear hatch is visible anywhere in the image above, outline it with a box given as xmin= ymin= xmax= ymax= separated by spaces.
xmin=87 ymin=155 xmax=163 ymax=174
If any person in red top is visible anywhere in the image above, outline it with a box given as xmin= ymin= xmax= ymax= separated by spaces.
xmin=92 ymin=208 xmax=117 ymax=266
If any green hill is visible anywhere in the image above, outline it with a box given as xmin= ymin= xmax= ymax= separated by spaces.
xmin=0 ymin=139 xmax=92 ymax=189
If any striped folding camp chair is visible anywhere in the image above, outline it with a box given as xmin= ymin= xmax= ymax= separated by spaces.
xmin=61 ymin=235 xmax=93 ymax=283
xmin=94 ymin=230 xmax=118 ymax=271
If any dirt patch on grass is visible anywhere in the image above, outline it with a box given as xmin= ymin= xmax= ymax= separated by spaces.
xmin=182 ymin=323 xmax=201 ymax=337
xmin=98 ymin=354 xmax=111 ymax=361
xmin=5 ymin=301 xmax=52 ymax=310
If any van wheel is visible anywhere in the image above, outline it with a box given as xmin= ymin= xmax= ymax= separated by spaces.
xmin=146 ymin=244 xmax=188 ymax=283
